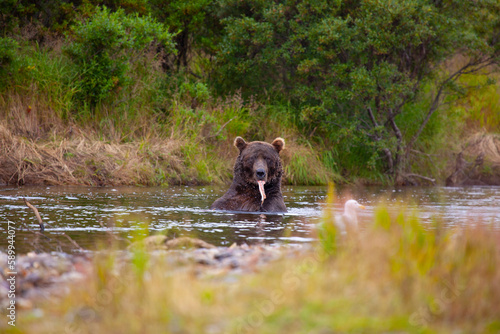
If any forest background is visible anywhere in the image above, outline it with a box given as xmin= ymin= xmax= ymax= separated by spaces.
xmin=1 ymin=0 xmax=499 ymax=187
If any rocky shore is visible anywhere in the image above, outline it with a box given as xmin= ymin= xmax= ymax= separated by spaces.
xmin=0 ymin=238 xmax=306 ymax=310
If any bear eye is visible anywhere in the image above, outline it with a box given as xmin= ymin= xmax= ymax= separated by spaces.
xmin=244 ymin=157 xmax=255 ymax=167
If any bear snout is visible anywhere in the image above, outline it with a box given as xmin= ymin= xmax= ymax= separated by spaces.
xmin=253 ymin=158 xmax=268 ymax=182
xmin=256 ymin=168 xmax=266 ymax=180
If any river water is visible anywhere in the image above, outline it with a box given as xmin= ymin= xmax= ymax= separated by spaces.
xmin=0 ymin=185 xmax=499 ymax=253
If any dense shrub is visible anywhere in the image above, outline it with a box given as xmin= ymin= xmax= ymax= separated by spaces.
xmin=65 ymin=6 xmax=175 ymax=106
xmin=214 ymin=0 xmax=500 ymax=181
xmin=0 ymin=37 xmax=19 ymax=88
xmin=148 ymin=0 xmax=222 ymax=70
xmin=0 ymin=0 xmax=151 ymax=36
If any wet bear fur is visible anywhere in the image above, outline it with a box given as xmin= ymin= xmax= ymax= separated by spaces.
xmin=210 ymin=137 xmax=287 ymax=212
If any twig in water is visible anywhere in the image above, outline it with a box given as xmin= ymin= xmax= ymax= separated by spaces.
xmin=24 ymin=198 xmax=44 ymax=232
xmin=23 ymin=198 xmax=84 ymax=251
xmin=61 ymin=234 xmax=84 ymax=251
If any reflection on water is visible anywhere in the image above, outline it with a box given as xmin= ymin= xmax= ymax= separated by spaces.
xmin=0 ymin=185 xmax=499 ymax=253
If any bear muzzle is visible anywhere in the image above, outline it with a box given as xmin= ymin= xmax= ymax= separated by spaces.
xmin=253 ymin=158 xmax=268 ymax=182
xmin=256 ymin=168 xmax=266 ymax=180
xmin=253 ymin=159 xmax=268 ymax=205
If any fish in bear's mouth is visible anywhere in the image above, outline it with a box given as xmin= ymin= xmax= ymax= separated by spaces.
xmin=257 ymin=180 xmax=266 ymax=204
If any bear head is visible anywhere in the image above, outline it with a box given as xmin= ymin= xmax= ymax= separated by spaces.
xmin=233 ymin=136 xmax=285 ymax=187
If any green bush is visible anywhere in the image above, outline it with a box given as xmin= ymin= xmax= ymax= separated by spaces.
xmin=214 ymin=0 xmax=500 ymax=182
xmin=65 ymin=6 xmax=175 ymax=107
xmin=0 ymin=37 xmax=19 ymax=87
xmin=0 ymin=0 xmax=19 ymax=34
xmin=456 ymin=74 xmax=500 ymax=132
xmin=0 ymin=0 xmax=150 ymax=35
xmin=148 ymin=0 xmax=220 ymax=70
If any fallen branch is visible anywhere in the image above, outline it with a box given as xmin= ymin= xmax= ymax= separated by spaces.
xmin=22 ymin=225 xmax=54 ymax=253
xmin=61 ymin=234 xmax=84 ymax=251
xmin=404 ymin=173 xmax=436 ymax=185
xmin=24 ymin=198 xmax=44 ymax=232
xmin=23 ymin=198 xmax=84 ymax=251
xmin=409 ymin=149 xmax=440 ymax=157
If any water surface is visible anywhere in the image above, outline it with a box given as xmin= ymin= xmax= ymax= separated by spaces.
xmin=0 ymin=185 xmax=499 ymax=253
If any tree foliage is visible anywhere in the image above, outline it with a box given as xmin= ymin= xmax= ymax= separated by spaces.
xmin=148 ymin=0 xmax=221 ymax=70
xmin=0 ymin=37 xmax=19 ymax=88
xmin=214 ymin=0 xmax=500 ymax=181
xmin=65 ymin=6 xmax=175 ymax=105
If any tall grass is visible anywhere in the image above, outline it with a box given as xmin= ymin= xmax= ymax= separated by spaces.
xmin=282 ymin=146 xmax=332 ymax=185
xmin=455 ymin=73 xmax=500 ymax=132
xmin=0 ymin=41 xmax=335 ymax=186
xmin=11 ymin=39 xmax=500 ymax=187
xmin=12 ymin=199 xmax=500 ymax=334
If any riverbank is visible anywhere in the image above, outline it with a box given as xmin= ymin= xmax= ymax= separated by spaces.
xmin=3 ymin=121 xmax=499 ymax=187
xmin=2 ymin=215 xmax=500 ymax=334
xmin=0 ymin=121 xmax=188 ymax=186
xmin=2 ymin=86 xmax=499 ymax=187
xmin=0 ymin=92 xmax=334 ymax=187
xmin=1 ymin=39 xmax=499 ymax=187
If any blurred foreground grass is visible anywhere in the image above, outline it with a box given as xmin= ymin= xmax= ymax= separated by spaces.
xmin=11 ymin=199 xmax=500 ymax=334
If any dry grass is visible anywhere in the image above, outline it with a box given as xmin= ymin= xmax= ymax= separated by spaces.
xmin=445 ymin=132 xmax=500 ymax=185
xmin=0 ymin=78 xmax=231 ymax=186
xmin=464 ymin=132 xmax=500 ymax=166
xmin=0 ymin=86 xmax=334 ymax=186
xmin=0 ymin=42 xmax=210 ymax=186
xmin=0 ymin=119 xmax=185 ymax=186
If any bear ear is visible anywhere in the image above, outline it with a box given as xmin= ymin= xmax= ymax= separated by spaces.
xmin=271 ymin=137 xmax=285 ymax=153
xmin=234 ymin=137 xmax=247 ymax=152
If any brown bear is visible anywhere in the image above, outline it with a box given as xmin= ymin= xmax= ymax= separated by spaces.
xmin=211 ymin=137 xmax=287 ymax=212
